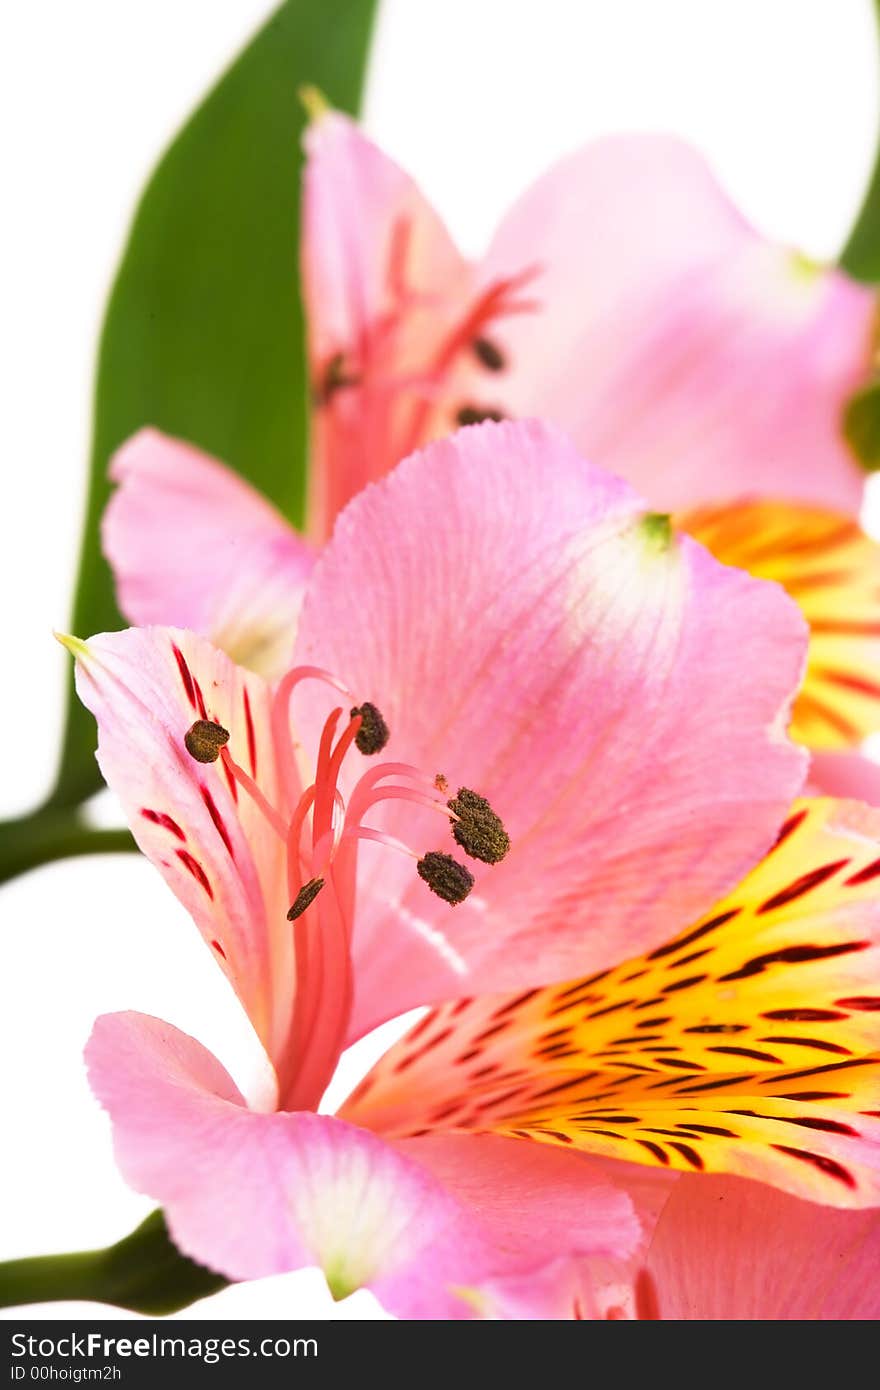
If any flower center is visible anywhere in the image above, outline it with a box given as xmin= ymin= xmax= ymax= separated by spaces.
xmin=184 ymin=666 xmax=509 ymax=1110
xmin=314 ymin=210 xmax=541 ymax=453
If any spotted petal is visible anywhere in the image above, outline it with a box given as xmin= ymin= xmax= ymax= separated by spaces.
xmin=104 ymin=429 xmax=314 ymax=679
xmin=684 ymin=500 xmax=880 ymax=749
xmin=68 ymin=627 xmax=292 ymax=1072
xmin=86 ymin=1011 xmax=638 ymax=1318
xmin=294 ymin=419 xmax=808 ymax=1036
xmin=343 ymin=798 xmax=880 ymax=1207
xmin=647 ymin=1174 xmax=880 ymax=1319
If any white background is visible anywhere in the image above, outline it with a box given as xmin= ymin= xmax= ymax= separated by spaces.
xmin=1 ymin=0 xmax=878 ymax=1319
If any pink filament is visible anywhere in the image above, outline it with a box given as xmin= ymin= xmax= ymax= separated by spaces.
xmin=219 ymin=749 xmax=288 ymax=840
xmin=270 ymin=666 xmax=354 ymax=812
xmin=218 ymin=682 xmax=459 ymax=1111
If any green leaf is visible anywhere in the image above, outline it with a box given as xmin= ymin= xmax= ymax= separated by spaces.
xmin=0 ymin=1211 xmax=228 ymax=1316
xmin=49 ymin=0 xmax=377 ymax=811
xmin=839 ymin=2 xmax=880 ymax=280
xmin=842 ymin=378 xmax=880 ymax=471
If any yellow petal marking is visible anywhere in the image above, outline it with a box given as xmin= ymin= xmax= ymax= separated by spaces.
xmin=683 ymin=500 xmax=880 ymax=749
xmin=344 ymin=799 xmax=880 ymax=1207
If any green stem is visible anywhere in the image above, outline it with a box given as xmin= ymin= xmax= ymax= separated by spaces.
xmin=838 ymin=0 xmax=880 ymax=278
xmin=0 ymin=804 xmax=136 ymax=886
xmin=0 ymin=1211 xmax=228 ymax=1315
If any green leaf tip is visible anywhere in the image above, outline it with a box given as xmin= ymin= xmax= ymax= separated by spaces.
xmin=843 ymin=378 xmax=880 ymax=472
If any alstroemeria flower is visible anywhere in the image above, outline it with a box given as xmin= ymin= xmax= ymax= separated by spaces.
xmin=72 ymin=422 xmax=811 ymax=1316
xmin=300 ymin=114 xmax=880 ymax=781
xmin=104 ymin=120 xmax=880 ymax=784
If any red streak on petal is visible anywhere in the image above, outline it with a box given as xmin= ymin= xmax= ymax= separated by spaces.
xmin=770 ymin=807 xmax=808 ymax=851
xmin=192 ymin=677 xmax=208 ymax=720
xmin=201 ymin=786 xmax=235 ymax=859
xmin=243 ymin=687 xmax=258 ymax=777
xmin=171 ymin=643 xmax=196 ymax=709
xmin=211 ymin=940 xmax=227 ymax=960
xmin=176 ymin=849 xmax=214 ymax=899
xmin=634 ymin=1269 xmax=661 ymax=1321
xmin=140 ymin=808 xmax=185 ymax=841
xmin=818 ymin=667 xmax=880 ymax=699
xmin=845 ymin=859 xmax=880 ymax=886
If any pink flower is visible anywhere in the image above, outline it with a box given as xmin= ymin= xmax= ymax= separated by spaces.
xmin=104 ymin=118 xmax=880 ymax=775
xmin=299 ymin=113 xmax=880 ymax=778
xmin=68 ymin=422 xmax=816 ymax=1317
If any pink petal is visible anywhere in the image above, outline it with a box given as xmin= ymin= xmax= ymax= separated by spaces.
xmin=69 ymin=628 xmax=291 ymax=1067
xmin=392 ymin=1134 xmax=640 ymax=1319
xmin=104 ymin=429 xmax=314 ymax=679
xmin=646 ymin=1173 xmax=880 ymax=1319
xmin=303 ymin=113 xmax=472 ymax=540
xmin=809 ymin=749 xmax=880 ymax=804
xmin=479 ymin=134 xmax=873 ymax=512
xmin=87 ymin=1012 xmax=636 ymax=1318
xmin=401 ymin=1132 xmax=639 ymax=1257
xmin=293 ymin=419 xmax=808 ymax=1036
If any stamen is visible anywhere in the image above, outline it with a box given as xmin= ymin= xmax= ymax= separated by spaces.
xmin=286 ymin=785 xmax=318 ymax=901
xmin=219 ymin=747 xmax=288 ymax=841
xmin=310 ymin=792 xmax=348 ymax=875
xmin=270 ymin=666 xmax=354 ymax=811
xmin=343 ymin=829 xmax=474 ymax=906
xmin=345 ymin=762 xmax=443 ymax=827
xmin=315 ymin=351 xmax=360 ymax=405
xmin=472 ymin=336 xmax=506 ymax=371
xmin=417 ymin=850 xmax=475 ymax=905
xmin=455 ymin=405 xmax=506 ymax=427
xmin=184 ymin=720 xmax=229 ymax=763
xmin=350 ymin=702 xmax=390 ymax=755
xmin=357 ymin=784 xmax=458 ymax=822
xmin=448 ymin=787 xmax=510 ymax=864
xmin=288 ymin=877 xmax=325 ymax=921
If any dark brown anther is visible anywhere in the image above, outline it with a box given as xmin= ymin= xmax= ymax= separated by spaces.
xmin=184 ymin=720 xmax=230 ymax=763
xmin=314 ymin=351 xmax=361 ymax=406
xmin=417 ymin=851 xmax=475 ymax=905
xmin=455 ymin=405 xmax=506 ymax=427
xmin=350 ymin=702 xmax=390 ymax=756
xmin=448 ymin=787 xmax=510 ymax=864
xmin=472 ymin=336 xmax=506 ymax=372
xmin=287 ymin=877 xmax=325 ymax=921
